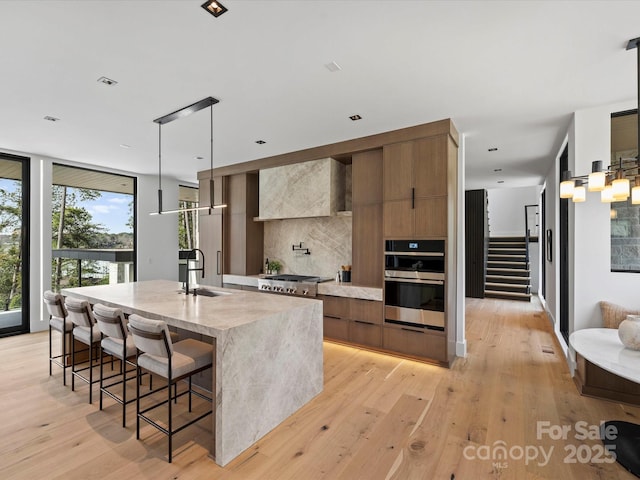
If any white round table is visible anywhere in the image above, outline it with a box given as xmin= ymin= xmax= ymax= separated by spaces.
xmin=570 ymin=328 xmax=640 ymax=384
xmin=570 ymin=328 xmax=640 ymax=478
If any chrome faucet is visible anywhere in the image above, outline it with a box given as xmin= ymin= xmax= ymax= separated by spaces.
xmin=185 ymin=248 xmax=205 ymax=295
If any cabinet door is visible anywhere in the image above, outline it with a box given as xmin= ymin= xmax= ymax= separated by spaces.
xmin=414 ymin=197 xmax=447 ymax=238
xmin=383 ymin=142 xmax=413 ymax=201
xmin=199 ymin=176 xmax=225 ymax=287
xmin=353 ymin=149 xmax=383 ymax=205
xmin=383 ymin=199 xmax=414 ymax=238
xmin=350 ymin=299 xmax=383 ymax=325
xmin=349 ymin=321 xmax=381 ymax=348
xmin=352 ymin=204 xmax=383 ymax=287
xmin=383 ymin=326 xmax=446 ymax=362
xmin=413 ymin=136 xmax=448 ymax=198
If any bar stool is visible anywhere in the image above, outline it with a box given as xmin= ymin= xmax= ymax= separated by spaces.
xmin=44 ymin=290 xmax=72 ymax=385
xmin=65 ymin=296 xmax=102 ymax=403
xmin=128 ymin=314 xmax=213 ymax=463
xmin=93 ymin=303 xmax=138 ymax=427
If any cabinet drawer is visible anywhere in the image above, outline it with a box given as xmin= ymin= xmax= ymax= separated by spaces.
xmin=383 ymin=326 xmax=446 ymax=361
xmin=349 ymin=320 xmax=381 ymax=348
xmin=319 ymin=295 xmax=350 ymax=319
xmin=324 ymin=316 xmax=349 ymax=341
xmin=350 ymin=299 xmax=383 ymax=325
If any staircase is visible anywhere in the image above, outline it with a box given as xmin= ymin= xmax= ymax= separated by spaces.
xmin=484 ymin=237 xmax=531 ymax=301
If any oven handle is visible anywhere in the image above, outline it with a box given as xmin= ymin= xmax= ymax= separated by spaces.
xmin=384 ymin=277 xmax=444 ymax=286
xmin=384 ymin=251 xmax=444 ymax=257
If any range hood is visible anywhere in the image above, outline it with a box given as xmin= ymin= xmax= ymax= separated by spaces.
xmin=257 ymin=158 xmax=347 ymax=220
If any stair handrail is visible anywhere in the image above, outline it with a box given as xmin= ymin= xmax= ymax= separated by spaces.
xmin=524 ymin=204 xmax=538 ymax=271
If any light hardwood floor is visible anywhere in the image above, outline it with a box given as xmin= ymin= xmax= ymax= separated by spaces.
xmin=1 ymin=297 xmax=638 ymax=479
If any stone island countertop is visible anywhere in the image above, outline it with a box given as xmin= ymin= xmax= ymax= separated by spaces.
xmin=62 ymin=279 xmax=323 ymax=467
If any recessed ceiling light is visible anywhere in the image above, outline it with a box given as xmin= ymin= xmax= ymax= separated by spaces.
xmin=255 ymin=140 xmax=266 ymax=144
xmin=44 ymin=116 xmax=60 ymax=122
xmin=494 ymin=168 xmax=502 ymax=172
xmin=488 ymin=147 xmax=498 ymax=152
xmin=497 ymin=180 xmax=505 ymax=184
xmin=325 ymin=61 xmax=342 ymax=72
xmin=349 ymin=114 xmax=362 ymax=121
xmin=119 ymin=144 xmax=131 ymax=149
xmin=97 ymin=76 xmax=118 ymax=86
xmin=201 ymin=0 xmax=227 ymax=17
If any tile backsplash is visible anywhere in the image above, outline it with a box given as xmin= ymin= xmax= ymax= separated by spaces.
xmin=263 ymin=215 xmax=352 ymax=279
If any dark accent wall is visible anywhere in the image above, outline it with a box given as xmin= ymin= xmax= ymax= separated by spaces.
xmin=465 ymin=189 xmax=488 ymax=298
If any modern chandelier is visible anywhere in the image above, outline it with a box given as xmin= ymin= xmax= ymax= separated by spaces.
xmin=560 ymin=36 xmax=640 ymax=205
xmin=150 ymin=96 xmax=226 ymax=216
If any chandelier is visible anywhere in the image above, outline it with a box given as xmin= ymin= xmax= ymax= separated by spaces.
xmin=560 ymin=37 xmax=640 ymax=205
xmin=150 ymin=96 xmax=226 ymax=215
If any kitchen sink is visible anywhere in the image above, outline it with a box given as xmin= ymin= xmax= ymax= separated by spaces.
xmin=179 ymin=288 xmax=232 ymax=297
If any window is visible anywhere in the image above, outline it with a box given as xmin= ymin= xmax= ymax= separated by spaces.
xmin=178 ymin=185 xmax=199 ymax=250
xmin=51 ymin=164 xmax=136 ymax=290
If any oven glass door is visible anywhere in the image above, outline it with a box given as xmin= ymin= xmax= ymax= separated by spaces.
xmin=384 ymin=279 xmax=444 ymax=312
xmin=384 ymin=254 xmax=444 ymax=275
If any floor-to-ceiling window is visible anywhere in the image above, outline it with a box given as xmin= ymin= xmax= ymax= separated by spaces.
xmin=51 ymin=164 xmax=136 ymax=291
xmin=0 ymin=154 xmax=30 ymax=336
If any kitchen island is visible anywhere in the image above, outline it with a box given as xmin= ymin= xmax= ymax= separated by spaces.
xmin=61 ymin=279 xmax=323 ymax=466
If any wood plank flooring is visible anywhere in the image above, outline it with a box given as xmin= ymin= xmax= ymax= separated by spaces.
xmin=1 ymin=297 xmax=639 ymax=479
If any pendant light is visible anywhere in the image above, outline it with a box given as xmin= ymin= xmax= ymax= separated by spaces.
xmin=150 ymin=97 xmax=226 ymax=215
xmin=559 ymin=37 xmax=640 ymax=203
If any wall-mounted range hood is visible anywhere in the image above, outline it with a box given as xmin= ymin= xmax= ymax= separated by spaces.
xmin=257 ymin=157 xmax=347 ymax=220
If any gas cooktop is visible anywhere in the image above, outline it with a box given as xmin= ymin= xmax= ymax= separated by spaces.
xmin=258 ymin=274 xmax=330 ymax=297
xmin=266 ymin=274 xmax=324 ymax=282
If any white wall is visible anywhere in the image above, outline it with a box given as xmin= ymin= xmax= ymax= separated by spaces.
xmin=0 ymin=148 xmax=183 ymax=333
xmin=487 ymin=186 xmax=541 ymax=237
xmin=136 ymin=174 xmax=180 ymax=282
xmin=569 ymin=100 xmax=640 ymax=332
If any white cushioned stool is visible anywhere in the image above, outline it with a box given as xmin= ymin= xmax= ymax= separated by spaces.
xmin=65 ymin=296 xmax=102 ymax=403
xmin=44 ymin=290 xmax=72 ymax=386
xmin=93 ymin=303 xmax=139 ymax=427
xmin=128 ymin=314 xmax=213 ymax=463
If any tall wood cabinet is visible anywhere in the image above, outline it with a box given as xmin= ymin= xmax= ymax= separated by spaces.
xmin=225 ymin=173 xmax=263 ymax=275
xmin=198 ymin=176 xmax=225 ymax=287
xmin=383 ymin=135 xmax=452 ymax=238
xmin=352 ymin=149 xmax=383 ymax=288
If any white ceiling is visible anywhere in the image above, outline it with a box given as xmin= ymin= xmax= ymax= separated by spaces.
xmin=1 ymin=0 xmax=639 ymax=191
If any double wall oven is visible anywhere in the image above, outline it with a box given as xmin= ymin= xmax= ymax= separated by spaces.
xmin=384 ymin=239 xmax=445 ymax=331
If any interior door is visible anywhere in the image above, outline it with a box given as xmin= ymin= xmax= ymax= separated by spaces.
xmin=0 ymin=154 xmax=30 ymax=337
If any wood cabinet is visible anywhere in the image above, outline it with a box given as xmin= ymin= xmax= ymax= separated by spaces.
xmin=352 ymin=150 xmax=383 ymax=288
xmin=198 ymin=176 xmax=225 ymax=287
xmin=383 ymin=135 xmax=452 ymax=238
xmin=224 ymin=173 xmax=263 ymax=276
xmin=574 ymin=353 xmax=640 ymax=406
xmin=319 ymin=295 xmax=383 ymax=346
xmin=349 ymin=298 xmax=383 ymax=347
xmin=319 ymin=294 xmax=350 ymax=342
xmin=383 ymin=324 xmax=446 ymax=362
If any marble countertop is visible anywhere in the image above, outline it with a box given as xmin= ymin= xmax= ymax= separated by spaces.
xmin=570 ymin=328 xmax=640 ymax=384
xmin=222 ymin=274 xmax=382 ymax=301
xmin=62 ymin=279 xmax=321 ymax=337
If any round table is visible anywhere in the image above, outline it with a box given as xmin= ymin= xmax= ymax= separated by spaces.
xmin=570 ymin=328 xmax=640 ymax=478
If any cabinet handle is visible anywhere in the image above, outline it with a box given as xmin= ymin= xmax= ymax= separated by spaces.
xmin=325 ymin=314 xmax=342 ymax=320
xmin=411 ymin=187 xmax=415 ymax=209
xmin=354 ymin=320 xmax=375 ymax=326
xmin=216 ymin=250 xmax=221 ymax=275
xmin=402 ymin=327 xmax=424 ymax=334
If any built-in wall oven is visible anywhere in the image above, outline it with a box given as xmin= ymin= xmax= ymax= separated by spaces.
xmin=384 ymin=239 xmax=445 ymax=331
